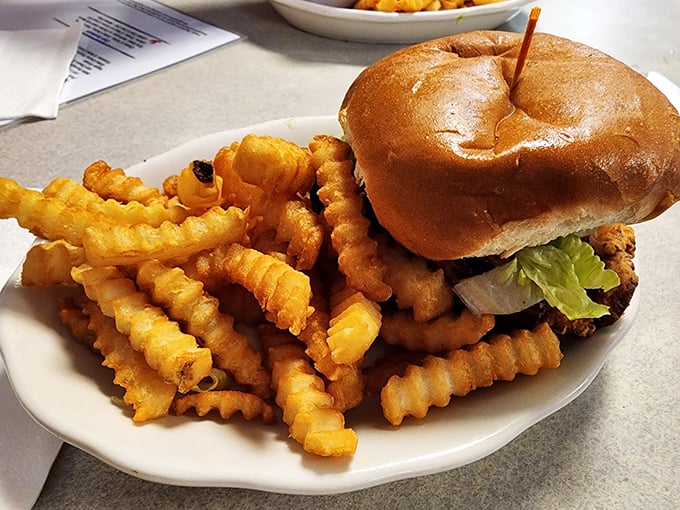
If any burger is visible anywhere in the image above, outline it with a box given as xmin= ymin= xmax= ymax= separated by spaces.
xmin=338 ymin=30 xmax=680 ymax=336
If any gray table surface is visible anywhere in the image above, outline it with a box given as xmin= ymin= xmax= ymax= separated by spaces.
xmin=1 ymin=0 xmax=679 ymax=508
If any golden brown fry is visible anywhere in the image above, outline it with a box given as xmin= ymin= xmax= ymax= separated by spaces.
xmin=57 ymin=295 xmax=96 ymax=351
xmin=82 ymin=206 xmax=246 ymax=266
xmin=297 ymin=272 xmax=337 ymax=378
xmin=211 ymin=139 xmax=323 ymax=270
xmin=22 ymin=240 xmax=86 ymax=286
xmin=162 ymin=174 xmax=179 ymax=198
xmin=377 ymin=233 xmax=454 ymax=321
xmin=310 ymin=135 xmax=391 ymax=302
xmin=0 ymin=177 xmax=109 ymax=245
xmin=43 ymin=177 xmax=192 ymax=226
xmin=176 ymin=160 xmax=223 ymax=209
xmin=221 ymin=243 xmax=314 ymax=335
xmin=232 ymin=134 xmax=315 ymax=197
xmin=261 ymin=326 xmax=358 ymax=456
xmin=213 ymin=143 xmax=262 ymax=208
xmin=180 ymin=243 xmax=235 ymax=293
xmin=362 ymin=347 xmax=428 ymax=396
xmin=172 ymin=390 xmax=275 ymax=424
xmin=381 ymin=307 xmax=495 ymax=353
xmin=85 ymin=301 xmax=177 ymax=422
xmin=327 ymin=279 xmax=381 ymax=365
xmin=249 ymin=194 xmax=324 ymax=271
xmin=212 ymin=283 xmax=266 ymax=326
xmin=296 ymin=273 xmax=365 ymax=411
xmin=82 ymin=160 xmax=165 ymax=205
xmin=135 ymin=259 xmax=270 ymax=398
xmin=71 ymin=264 xmax=212 ymax=393
xmin=354 ymin=0 xmax=470 ymax=11
xmin=380 ymin=322 xmax=563 ymax=425
xmin=325 ymin=366 xmax=365 ymax=413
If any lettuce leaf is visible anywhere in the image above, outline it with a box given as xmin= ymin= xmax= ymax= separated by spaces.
xmin=453 ymin=258 xmax=545 ymax=316
xmin=454 ymin=235 xmax=621 ymax=320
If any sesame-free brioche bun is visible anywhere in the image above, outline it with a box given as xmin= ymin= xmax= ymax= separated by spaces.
xmin=338 ymin=31 xmax=680 ymax=261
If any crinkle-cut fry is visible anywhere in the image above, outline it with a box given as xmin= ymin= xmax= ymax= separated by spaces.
xmin=294 ymin=273 xmax=365 ymax=411
xmin=22 ymin=240 xmax=86 ymax=286
xmin=326 ymin=365 xmax=365 ymax=412
xmin=181 ymin=243 xmax=235 ymax=292
xmin=0 ymin=177 xmax=110 ymax=245
xmin=163 ymin=174 xmax=179 ymax=198
xmin=135 ymin=259 xmax=270 ymax=398
xmin=82 ymin=206 xmax=246 ymax=266
xmin=297 ymin=272 xmax=339 ymax=379
xmin=82 ymin=160 xmax=165 ymax=205
xmin=355 ymin=0 xmax=454 ymax=11
xmin=260 ymin=327 xmax=358 ymax=457
xmin=380 ymin=322 xmax=563 ymax=425
xmin=222 ymin=243 xmax=313 ymax=335
xmin=250 ymin=193 xmax=324 ymax=271
xmin=310 ymin=135 xmax=391 ymax=302
xmin=362 ymin=347 xmax=428 ymax=396
xmin=327 ymin=280 xmax=381 ymax=365
xmin=84 ymin=301 xmax=177 ymax=422
xmin=233 ymin=134 xmax=315 ymax=197
xmin=71 ymin=264 xmax=213 ymax=393
xmin=172 ymin=390 xmax=275 ymax=424
xmin=43 ymin=177 xmax=192 ymax=226
xmin=212 ymin=283 xmax=266 ymax=325
xmin=57 ymin=296 xmax=96 ymax=351
xmin=377 ymin=233 xmax=454 ymax=321
xmin=213 ymin=143 xmax=263 ymax=208
xmin=176 ymin=160 xmax=224 ymax=209
xmin=381 ymin=307 xmax=495 ymax=353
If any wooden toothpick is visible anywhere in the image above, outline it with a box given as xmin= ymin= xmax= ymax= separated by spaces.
xmin=511 ymin=6 xmax=542 ymax=90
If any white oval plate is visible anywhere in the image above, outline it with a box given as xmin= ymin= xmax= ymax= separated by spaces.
xmin=0 ymin=116 xmax=638 ymax=495
xmin=269 ymin=0 xmax=533 ymax=44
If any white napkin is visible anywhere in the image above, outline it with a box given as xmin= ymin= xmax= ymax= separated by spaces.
xmin=0 ymin=220 xmax=62 ymax=510
xmin=0 ymin=23 xmax=81 ymax=121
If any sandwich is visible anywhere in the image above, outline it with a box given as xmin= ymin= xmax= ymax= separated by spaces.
xmin=337 ymin=30 xmax=680 ymax=336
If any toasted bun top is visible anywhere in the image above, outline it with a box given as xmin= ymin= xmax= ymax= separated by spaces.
xmin=339 ymin=31 xmax=680 ymax=260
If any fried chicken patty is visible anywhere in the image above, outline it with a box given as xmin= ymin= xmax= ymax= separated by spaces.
xmin=440 ymin=224 xmax=638 ymax=338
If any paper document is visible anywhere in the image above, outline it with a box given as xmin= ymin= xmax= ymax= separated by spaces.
xmin=0 ymin=0 xmax=241 ymax=122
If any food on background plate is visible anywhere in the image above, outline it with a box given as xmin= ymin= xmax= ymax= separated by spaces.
xmin=1 ymin=29 xmax=679 ymax=460
xmin=353 ymin=0 xmax=506 ymax=13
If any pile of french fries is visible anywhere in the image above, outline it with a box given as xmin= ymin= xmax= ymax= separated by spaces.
xmin=0 ymin=133 xmax=562 ymax=458
xmin=353 ymin=0 xmax=506 ymax=13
